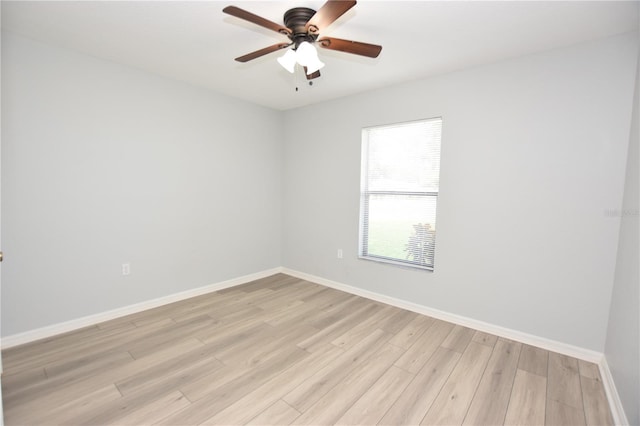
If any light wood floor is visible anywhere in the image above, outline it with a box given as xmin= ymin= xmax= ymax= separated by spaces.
xmin=2 ymin=274 xmax=613 ymax=425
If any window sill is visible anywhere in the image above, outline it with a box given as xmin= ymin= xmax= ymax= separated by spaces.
xmin=359 ymin=255 xmax=434 ymax=272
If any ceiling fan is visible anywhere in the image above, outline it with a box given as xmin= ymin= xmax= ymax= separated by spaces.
xmin=222 ymin=0 xmax=382 ymax=80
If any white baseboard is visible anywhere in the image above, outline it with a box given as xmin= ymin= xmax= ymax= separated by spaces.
xmin=282 ymin=267 xmax=604 ymax=363
xmin=599 ymin=357 xmax=630 ymax=425
xmin=4 ymin=266 xmax=604 ymax=362
xmin=1 ymin=267 xmax=282 ymax=349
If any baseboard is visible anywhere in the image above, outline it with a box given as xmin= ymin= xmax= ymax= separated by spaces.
xmin=282 ymin=267 xmax=604 ymax=363
xmin=4 ymin=266 xmax=604 ymax=361
xmin=1 ymin=267 xmax=282 ymax=349
xmin=599 ymin=357 xmax=630 ymax=425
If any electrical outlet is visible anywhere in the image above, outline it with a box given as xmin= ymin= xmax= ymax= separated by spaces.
xmin=337 ymin=249 xmax=343 ymax=259
xmin=122 ymin=263 xmax=130 ymax=276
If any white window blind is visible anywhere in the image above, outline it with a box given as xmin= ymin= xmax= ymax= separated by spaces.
xmin=359 ymin=118 xmax=442 ymax=270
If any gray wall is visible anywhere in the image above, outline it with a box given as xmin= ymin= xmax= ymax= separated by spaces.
xmin=605 ymin=51 xmax=639 ymax=425
xmin=1 ymin=33 xmax=283 ymax=336
xmin=282 ymin=33 xmax=638 ymax=351
xmin=1 ymin=28 xmax=637 ymax=358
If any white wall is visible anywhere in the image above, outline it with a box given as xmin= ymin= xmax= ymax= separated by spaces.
xmin=282 ymin=33 xmax=638 ymax=351
xmin=605 ymin=49 xmax=639 ymax=425
xmin=1 ymin=33 xmax=283 ymax=336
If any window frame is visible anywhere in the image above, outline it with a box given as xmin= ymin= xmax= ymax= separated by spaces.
xmin=358 ymin=117 xmax=442 ymax=271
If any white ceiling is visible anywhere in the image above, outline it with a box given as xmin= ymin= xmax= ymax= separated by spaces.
xmin=2 ymin=1 xmax=638 ymax=110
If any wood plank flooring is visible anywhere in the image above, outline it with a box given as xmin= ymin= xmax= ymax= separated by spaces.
xmin=1 ymin=273 xmax=613 ymax=425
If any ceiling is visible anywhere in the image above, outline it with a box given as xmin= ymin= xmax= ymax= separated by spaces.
xmin=2 ymin=1 xmax=638 ymax=111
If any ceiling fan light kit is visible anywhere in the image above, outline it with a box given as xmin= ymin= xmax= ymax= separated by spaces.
xmin=223 ymin=0 xmax=381 ymax=81
xmin=279 ymin=41 xmax=325 ymax=75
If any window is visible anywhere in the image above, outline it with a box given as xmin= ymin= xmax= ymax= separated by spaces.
xmin=359 ymin=118 xmax=443 ymax=271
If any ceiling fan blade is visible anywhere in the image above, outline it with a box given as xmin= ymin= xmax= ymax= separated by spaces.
xmin=306 ymin=0 xmax=357 ymax=32
xmin=318 ymin=37 xmax=382 ymax=58
xmin=303 ymin=67 xmax=321 ymax=80
xmin=223 ymin=6 xmax=292 ymax=36
xmin=235 ymin=43 xmax=291 ymax=62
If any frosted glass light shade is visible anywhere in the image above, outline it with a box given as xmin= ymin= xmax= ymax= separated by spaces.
xmin=304 ymin=57 xmax=325 ymax=75
xmin=296 ymin=42 xmax=325 ymax=75
xmin=277 ymin=49 xmax=297 ymax=73
xmin=295 ymin=42 xmax=315 ymax=65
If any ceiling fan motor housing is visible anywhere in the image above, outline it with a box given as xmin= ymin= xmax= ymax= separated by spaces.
xmin=284 ymin=7 xmax=319 ymax=47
